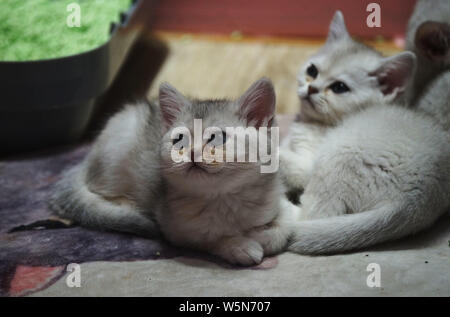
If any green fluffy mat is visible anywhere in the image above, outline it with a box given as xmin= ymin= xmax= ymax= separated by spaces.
xmin=0 ymin=0 xmax=131 ymax=61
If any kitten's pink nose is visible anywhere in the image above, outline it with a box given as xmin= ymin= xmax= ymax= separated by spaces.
xmin=308 ymin=85 xmax=319 ymax=95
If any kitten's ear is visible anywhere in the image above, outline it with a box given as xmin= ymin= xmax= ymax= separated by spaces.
xmin=237 ymin=78 xmax=276 ymax=128
xmin=159 ymin=82 xmax=189 ymax=128
xmin=415 ymin=21 xmax=450 ymax=64
xmin=369 ymin=52 xmax=416 ymax=97
xmin=325 ymin=11 xmax=349 ymax=44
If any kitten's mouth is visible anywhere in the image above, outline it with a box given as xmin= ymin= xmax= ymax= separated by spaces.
xmin=296 ymin=96 xmax=327 ymax=124
xmin=300 ymin=96 xmax=316 ymax=111
xmin=188 ymin=163 xmax=206 ymax=172
xmin=187 ymin=162 xmax=222 ymax=174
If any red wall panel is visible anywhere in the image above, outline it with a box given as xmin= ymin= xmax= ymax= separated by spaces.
xmin=146 ymin=0 xmax=417 ymax=39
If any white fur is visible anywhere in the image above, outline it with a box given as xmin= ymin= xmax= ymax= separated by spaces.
xmin=289 ymin=105 xmax=450 ymax=254
xmin=282 ymin=11 xmax=450 ymax=254
xmin=281 ymin=11 xmax=413 ymax=194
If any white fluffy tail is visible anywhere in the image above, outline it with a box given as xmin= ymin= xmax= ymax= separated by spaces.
xmin=49 ymin=166 xmax=160 ymax=237
xmin=288 ymin=203 xmax=436 ymax=255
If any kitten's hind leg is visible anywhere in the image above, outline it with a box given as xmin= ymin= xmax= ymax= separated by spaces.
xmin=248 ymin=224 xmax=288 ymax=256
xmin=50 ymin=166 xmax=161 ymax=238
xmin=279 ymin=149 xmax=313 ymax=200
xmin=212 ymin=236 xmax=264 ymax=266
xmin=50 ymin=101 xmax=162 ymax=237
xmin=301 ymin=191 xmax=347 ymax=220
xmin=248 ymin=196 xmax=302 ymax=255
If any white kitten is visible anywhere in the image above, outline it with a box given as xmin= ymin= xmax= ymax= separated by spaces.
xmin=281 ymin=11 xmax=408 ymax=200
xmin=283 ymin=12 xmax=450 ymax=254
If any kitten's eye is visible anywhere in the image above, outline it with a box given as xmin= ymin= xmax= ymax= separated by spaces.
xmin=172 ymin=134 xmax=183 ymax=145
xmin=207 ymin=131 xmax=227 ymax=145
xmin=329 ymin=81 xmax=350 ymax=94
xmin=306 ymin=64 xmax=318 ymax=79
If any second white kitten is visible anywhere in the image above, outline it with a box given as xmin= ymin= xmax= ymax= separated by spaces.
xmin=283 ymin=12 xmax=450 ymax=254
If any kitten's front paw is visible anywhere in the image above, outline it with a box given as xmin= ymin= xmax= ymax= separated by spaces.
xmin=216 ymin=237 xmax=264 ymax=266
xmin=248 ymin=226 xmax=288 ymax=256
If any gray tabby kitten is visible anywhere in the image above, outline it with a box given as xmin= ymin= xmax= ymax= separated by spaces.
xmin=51 ymin=78 xmax=294 ymax=266
xmin=283 ymin=11 xmax=450 ymax=254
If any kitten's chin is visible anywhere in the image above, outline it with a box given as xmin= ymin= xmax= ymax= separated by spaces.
xmin=300 ymin=97 xmax=315 ymax=111
xmin=298 ymin=97 xmax=336 ymax=125
xmin=165 ymin=162 xmax=226 ymax=193
xmin=299 ymin=97 xmax=320 ymax=120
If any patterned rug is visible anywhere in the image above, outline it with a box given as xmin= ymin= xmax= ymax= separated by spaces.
xmin=0 ymin=143 xmax=181 ymax=296
xmin=0 ymin=114 xmax=296 ymax=297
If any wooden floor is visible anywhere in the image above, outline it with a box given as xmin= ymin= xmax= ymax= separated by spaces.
xmin=146 ymin=32 xmax=401 ymax=114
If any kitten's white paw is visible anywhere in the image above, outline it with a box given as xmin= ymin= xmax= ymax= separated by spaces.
xmin=248 ymin=227 xmax=287 ymax=256
xmin=216 ymin=238 xmax=264 ymax=266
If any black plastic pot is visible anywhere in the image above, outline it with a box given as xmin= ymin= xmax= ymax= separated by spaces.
xmin=0 ymin=0 xmax=143 ymax=154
